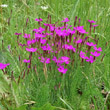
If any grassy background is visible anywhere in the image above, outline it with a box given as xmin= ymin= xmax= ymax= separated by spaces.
xmin=0 ymin=0 xmax=110 ymax=110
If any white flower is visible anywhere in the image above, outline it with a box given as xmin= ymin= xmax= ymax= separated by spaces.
xmin=41 ymin=6 xmax=48 ymax=10
xmin=0 ymin=4 xmax=8 ymax=7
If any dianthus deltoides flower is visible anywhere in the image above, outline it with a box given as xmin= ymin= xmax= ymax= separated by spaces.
xmin=35 ymin=18 xmax=42 ymax=22
xmin=61 ymin=18 xmax=70 ymax=22
xmin=93 ymin=47 xmax=102 ymax=52
xmin=58 ymin=65 xmax=67 ymax=74
xmin=23 ymin=34 xmax=30 ymax=38
xmin=86 ymin=42 xmax=96 ymax=47
xmin=80 ymin=51 xmax=87 ymax=59
xmin=26 ymin=48 xmax=37 ymax=52
xmin=86 ymin=56 xmax=95 ymax=63
xmin=23 ymin=59 xmax=30 ymax=63
xmin=15 ymin=33 xmax=22 ymax=35
xmin=0 ymin=63 xmax=10 ymax=69
xmin=88 ymin=20 xmax=96 ymax=23
xmin=39 ymin=56 xmax=50 ymax=64
xmin=59 ymin=56 xmax=70 ymax=64
xmin=90 ymin=51 xmax=101 ymax=57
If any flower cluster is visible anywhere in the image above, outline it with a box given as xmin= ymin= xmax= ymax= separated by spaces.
xmin=14 ymin=16 xmax=102 ymax=75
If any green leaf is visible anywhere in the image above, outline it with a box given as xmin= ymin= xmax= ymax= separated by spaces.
xmin=0 ymin=51 xmax=6 ymax=63
xmin=0 ymin=102 xmax=7 ymax=110
xmin=0 ymin=71 xmax=11 ymax=99
xmin=31 ymin=103 xmax=56 ymax=110
xmin=15 ymin=105 xmax=27 ymax=110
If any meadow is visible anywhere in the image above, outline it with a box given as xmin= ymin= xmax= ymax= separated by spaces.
xmin=0 ymin=0 xmax=110 ymax=110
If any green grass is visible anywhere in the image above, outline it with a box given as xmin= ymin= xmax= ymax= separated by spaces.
xmin=0 ymin=0 xmax=110 ymax=110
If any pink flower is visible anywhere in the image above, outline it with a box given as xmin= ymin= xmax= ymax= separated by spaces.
xmin=72 ymin=47 xmax=76 ymax=52
xmin=19 ymin=43 xmax=25 ymax=47
xmin=40 ymin=39 xmax=46 ymax=44
xmin=51 ymin=43 xmax=54 ymax=46
xmin=62 ymin=44 xmax=70 ymax=49
xmin=58 ymin=65 xmax=67 ymax=74
xmin=35 ymin=18 xmax=42 ymax=22
xmin=79 ymin=29 xmax=88 ymax=34
xmin=73 ymin=37 xmax=76 ymax=40
xmin=41 ymin=44 xmax=52 ymax=51
xmin=15 ymin=33 xmax=22 ymax=35
xmin=27 ymin=40 xmax=32 ymax=46
xmin=55 ymin=51 xmax=58 ymax=53
xmin=49 ymin=25 xmax=55 ymax=31
xmin=62 ymin=44 xmax=75 ymax=51
xmin=23 ymin=34 xmax=30 ymax=38
xmin=56 ymin=56 xmax=70 ymax=65
xmin=73 ymin=26 xmax=84 ymax=31
xmin=52 ymin=56 xmax=57 ymax=62
xmin=26 ymin=48 xmax=37 ymax=52
xmin=92 ymin=25 xmax=98 ymax=27
xmin=80 ymin=51 xmax=87 ymax=59
xmin=90 ymin=51 xmax=101 ymax=57
xmin=39 ymin=27 xmax=45 ymax=31
xmin=33 ymin=27 xmax=45 ymax=33
xmin=44 ymin=23 xmax=49 ymax=26
xmin=86 ymin=42 xmax=96 ymax=47
xmin=88 ymin=20 xmax=96 ymax=23
xmin=60 ymin=56 xmax=70 ymax=64
xmin=67 ymin=39 xmax=69 ymax=43
xmin=27 ymin=39 xmax=36 ymax=46
xmin=69 ymin=25 xmax=72 ymax=27
xmin=67 ymin=29 xmax=75 ymax=35
xmin=40 ymin=57 xmax=50 ymax=64
xmin=31 ymin=39 xmax=36 ymax=44
xmin=46 ymin=33 xmax=53 ymax=36
xmin=61 ymin=18 xmax=70 ymax=22
xmin=76 ymin=39 xmax=82 ymax=44
xmin=23 ymin=59 xmax=30 ymax=63
xmin=56 ymin=29 xmax=66 ymax=37
xmin=35 ymin=33 xmax=46 ymax=38
xmin=93 ymin=47 xmax=102 ymax=52
xmin=0 ymin=63 xmax=10 ymax=69
xmin=60 ymin=25 xmax=68 ymax=29
xmin=86 ymin=56 xmax=95 ymax=63
xmin=56 ymin=59 xmax=64 ymax=65
xmin=73 ymin=26 xmax=88 ymax=34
